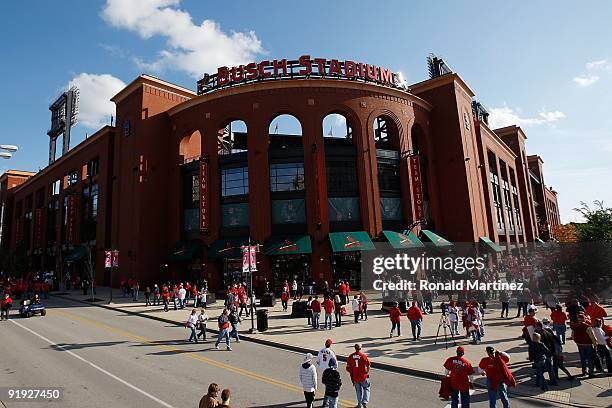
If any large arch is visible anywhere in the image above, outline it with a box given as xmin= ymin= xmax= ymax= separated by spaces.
xmin=178 ymin=129 xmax=202 ymax=164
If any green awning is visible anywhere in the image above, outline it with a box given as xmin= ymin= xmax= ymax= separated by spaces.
xmin=208 ymin=238 xmax=248 ymax=258
xmin=266 ymin=235 xmax=312 ymax=255
xmin=329 ymin=231 xmax=375 ymax=252
xmin=165 ymin=240 xmax=202 ymax=262
xmin=421 ymin=229 xmax=454 ymax=248
xmin=479 ymin=236 xmax=503 ymax=253
xmin=383 ymin=230 xmax=425 ymax=249
xmin=65 ymin=246 xmax=88 ymax=262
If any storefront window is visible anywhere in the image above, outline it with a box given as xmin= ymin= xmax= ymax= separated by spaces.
xmin=271 ymin=255 xmax=310 ymax=294
xmin=381 ymin=197 xmax=402 ymax=220
xmin=221 ymin=203 xmax=249 ymax=227
xmin=271 ymin=199 xmax=306 ymax=224
xmin=221 ymin=167 xmax=249 ymax=196
xmin=327 ymin=162 xmax=357 ymax=193
xmin=269 ymin=163 xmax=305 ymax=192
xmin=328 ymin=197 xmax=360 ymax=222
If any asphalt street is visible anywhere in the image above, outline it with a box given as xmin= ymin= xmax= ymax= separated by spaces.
xmin=0 ymin=297 xmax=562 ymax=408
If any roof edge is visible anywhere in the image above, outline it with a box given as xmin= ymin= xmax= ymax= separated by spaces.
xmin=111 ymin=74 xmax=196 ymax=104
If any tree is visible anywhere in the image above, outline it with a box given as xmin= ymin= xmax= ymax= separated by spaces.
xmin=573 ymin=200 xmax=612 ymax=242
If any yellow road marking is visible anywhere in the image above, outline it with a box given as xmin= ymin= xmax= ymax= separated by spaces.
xmin=49 ymin=309 xmax=356 ymax=407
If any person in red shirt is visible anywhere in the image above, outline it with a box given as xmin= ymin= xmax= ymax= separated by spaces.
xmin=323 ymin=297 xmax=334 ymax=330
xmin=389 ymin=302 xmax=402 ymax=338
xmin=1 ymin=293 xmax=13 ymax=320
xmin=478 ymin=346 xmax=511 ymax=408
xmin=311 ymin=296 xmax=321 ymax=329
xmin=523 ymin=307 xmax=539 ymax=343
xmin=346 ymin=343 xmax=371 ymax=407
xmin=586 ymin=300 xmax=607 ymax=322
xmin=570 ymin=313 xmax=596 ymax=377
xmin=550 ymin=305 xmax=568 ymax=344
xmin=407 ymin=301 xmax=424 ymax=341
xmin=161 ymin=285 xmax=171 ymax=312
xmin=443 ymin=346 xmax=474 ymax=408
xmin=281 ymin=289 xmax=290 ymax=311
xmin=338 ymin=282 xmax=347 ymax=305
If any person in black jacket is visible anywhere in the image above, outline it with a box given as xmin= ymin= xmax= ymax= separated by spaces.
xmin=535 ymin=321 xmax=569 ymax=382
xmin=322 ymin=357 xmax=342 ymax=408
xmin=529 ymin=333 xmax=555 ymax=391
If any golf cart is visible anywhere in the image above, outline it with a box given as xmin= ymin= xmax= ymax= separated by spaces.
xmin=19 ymin=298 xmax=46 ymax=317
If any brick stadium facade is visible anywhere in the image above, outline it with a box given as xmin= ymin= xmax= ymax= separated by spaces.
xmin=0 ymin=62 xmax=561 ymax=293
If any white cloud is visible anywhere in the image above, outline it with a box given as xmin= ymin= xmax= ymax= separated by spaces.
xmin=488 ymin=106 xmax=566 ymax=129
xmin=101 ymin=0 xmax=264 ymax=78
xmin=586 ymin=59 xmax=608 ymax=70
xmin=68 ymin=73 xmax=126 ymax=129
xmin=573 ymin=75 xmax=600 ymax=87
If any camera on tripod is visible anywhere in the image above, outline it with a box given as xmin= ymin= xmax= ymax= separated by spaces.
xmin=440 ymin=301 xmax=448 ymax=316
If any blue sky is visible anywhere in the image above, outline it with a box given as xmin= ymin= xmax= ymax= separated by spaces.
xmin=1 ymin=0 xmax=611 ymax=222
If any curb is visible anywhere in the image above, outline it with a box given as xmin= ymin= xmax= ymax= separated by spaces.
xmin=51 ymin=294 xmax=594 ymax=408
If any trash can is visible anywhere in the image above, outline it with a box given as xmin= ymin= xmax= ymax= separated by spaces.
xmin=291 ymin=301 xmax=308 ymax=318
xmin=257 ymin=309 xmax=269 ymax=332
xmin=260 ymin=292 xmax=277 ymax=307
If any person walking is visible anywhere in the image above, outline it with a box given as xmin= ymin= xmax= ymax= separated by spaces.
xmin=199 ymin=383 xmax=220 ymax=408
xmin=443 ymin=346 xmax=474 ymax=408
xmin=570 ymin=313 xmax=595 ymax=377
xmin=281 ymin=289 xmax=290 ymax=312
xmin=215 ymin=309 xmax=232 ymax=351
xmin=334 ymin=294 xmax=342 ymax=327
xmin=153 ymin=284 xmax=161 ymax=306
xmin=528 ymin=332 xmax=555 ymax=391
xmin=228 ymin=306 xmax=241 ymax=343
xmin=407 ymin=301 xmax=424 ymax=341
xmin=299 ymin=353 xmax=317 ymax=408
xmin=322 ymin=357 xmax=342 ymax=408
xmin=132 ymin=281 xmax=139 ymax=301
xmin=178 ymin=284 xmax=187 ymax=309
xmin=162 ymin=285 xmax=170 ymax=312
xmin=292 ymin=280 xmax=298 ymax=300
xmin=317 ymin=339 xmax=337 ymax=374
xmin=219 ymin=389 xmax=231 ymax=408
xmin=359 ymin=292 xmax=368 ymax=320
xmin=389 ymin=302 xmax=402 ymax=338
xmin=1 ymin=293 xmax=12 ymax=320
xmin=144 ymin=286 xmax=151 ymax=306
xmin=306 ymin=296 xmax=313 ymax=326
xmin=477 ymin=346 xmax=512 ymax=408
xmin=550 ymin=305 xmax=568 ymax=344
xmin=592 ymin=318 xmax=611 ymax=374
xmin=499 ymin=290 xmax=509 ymax=318
xmin=197 ymin=307 xmax=209 ymax=341
xmin=351 ymin=295 xmax=361 ymax=324
xmin=346 ymin=343 xmax=371 ymax=408
xmin=311 ymin=296 xmax=321 ymax=329
xmin=448 ymin=301 xmax=459 ymax=335
xmin=323 ymin=296 xmax=334 ymax=330
xmin=186 ymin=309 xmax=199 ymax=343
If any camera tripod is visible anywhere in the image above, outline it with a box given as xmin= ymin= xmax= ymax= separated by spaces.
xmin=434 ymin=313 xmax=456 ymax=349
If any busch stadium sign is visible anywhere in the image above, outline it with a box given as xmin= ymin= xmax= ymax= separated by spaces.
xmin=197 ymin=55 xmax=408 ymax=95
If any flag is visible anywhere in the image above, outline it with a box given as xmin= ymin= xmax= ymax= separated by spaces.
xmin=274 ymin=123 xmax=279 ymax=134
xmin=328 ymin=126 xmax=333 ymax=136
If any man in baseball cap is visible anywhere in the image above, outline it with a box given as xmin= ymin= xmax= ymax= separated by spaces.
xmin=443 ymin=346 xmax=474 ymax=407
xmin=317 ymin=338 xmax=337 ymax=373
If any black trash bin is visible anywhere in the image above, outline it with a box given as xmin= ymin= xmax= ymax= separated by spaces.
xmin=291 ymin=301 xmax=307 ymax=318
xmin=257 ymin=309 xmax=269 ymax=332
xmin=260 ymin=292 xmax=277 ymax=307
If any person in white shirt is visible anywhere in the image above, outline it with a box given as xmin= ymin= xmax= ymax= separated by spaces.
xmin=186 ymin=309 xmax=199 ymax=343
xmin=178 ymin=286 xmax=187 ymax=309
xmin=448 ymin=301 xmax=459 ymax=335
xmin=299 ymin=353 xmax=317 ymax=408
xmin=197 ymin=308 xmax=209 ymax=341
xmin=351 ymin=295 xmax=361 ymax=324
xmin=592 ymin=318 xmax=611 ymax=374
xmin=292 ymin=280 xmax=298 ymax=300
xmin=316 ymin=339 xmax=337 ymax=372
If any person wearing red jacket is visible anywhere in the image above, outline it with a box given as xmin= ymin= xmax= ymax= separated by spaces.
xmin=389 ymin=302 xmax=402 ymax=338
xmin=443 ymin=346 xmax=474 ymax=408
xmin=323 ymin=297 xmax=334 ymax=330
xmin=478 ymin=346 xmax=511 ymax=408
xmin=550 ymin=305 xmax=568 ymax=344
xmin=570 ymin=313 xmax=596 ymax=377
xmin=1 ymin=293 xmax=13 ymax=320
xmin=338 ymin=282 xmax=347 ymax=305
xmin=346 ymin=344 xmax=370 ymax=408
xmin=586 ymin=300 xmax=607 ymax=322
xmin=281 ymin=289 xmax=290 ymax=311
xmin=407 ymin=301 xmax=424 ymax=341
xmin=311 ymin=296 xmax=321 ymax=329
xmin=161 ymin=285 xmax=171 ymax=312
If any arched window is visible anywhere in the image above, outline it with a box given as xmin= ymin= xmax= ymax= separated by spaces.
xmin=323 ymin=113 xmax=352 ymax=140
xmin=374 ymin=116 xmax=402 ymax=225
xmin=179 ymin=130 xmax=201 ymax=164
xmin=218 ymin=120 xmax=247 ymax=155
xmin=268 ymin=114 xmax=306 ymax=231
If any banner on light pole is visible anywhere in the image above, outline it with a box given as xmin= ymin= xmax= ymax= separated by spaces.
xmin=241 ymin=245 xmax=257 ymax=273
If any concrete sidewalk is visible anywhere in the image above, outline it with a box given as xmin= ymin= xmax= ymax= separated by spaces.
xmin=52 ymin=287 xmax=611 ymax=407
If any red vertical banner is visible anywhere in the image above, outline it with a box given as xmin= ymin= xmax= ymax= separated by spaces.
xmin=409 ymin=155 xmax=425 ymax=221
xmin=34 ymin=209 xmax=44 ymax=249
xmin=14 ymin=217 xmax=21 ymax=243
xmin=66 ymin=195 xmax=77 ymax=244
xmin=199 ymin=157 xmax=209 ymax=234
